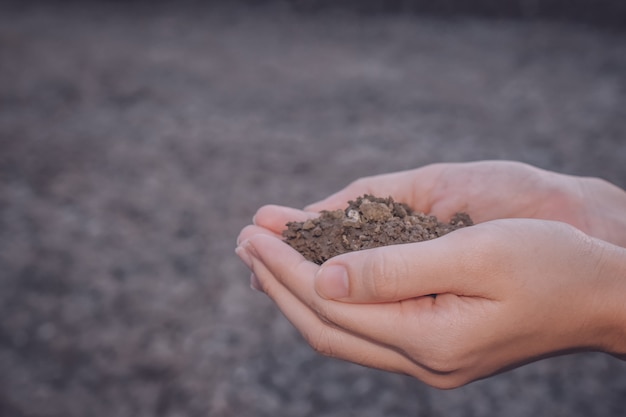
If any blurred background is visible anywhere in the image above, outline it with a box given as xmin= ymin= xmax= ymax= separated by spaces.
xmin=1 ymin=0 xmax=626 ymax=416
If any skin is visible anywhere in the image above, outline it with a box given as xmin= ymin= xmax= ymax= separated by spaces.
xmin=235 ymin=160 xmax=626 ymax=388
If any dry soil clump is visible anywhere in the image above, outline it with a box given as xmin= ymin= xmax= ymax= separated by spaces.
xmin=283 ymin=195 xmax=473 ymax=265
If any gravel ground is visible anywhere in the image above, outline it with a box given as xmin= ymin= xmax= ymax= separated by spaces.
xmin=1 ymin=2 xmax=626 ymax=416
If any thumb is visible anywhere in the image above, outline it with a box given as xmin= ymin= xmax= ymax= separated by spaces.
xmin=304 ymin=169 xmax=426 ymax=212
xmin=314 ymin=227 xmax=484 ymax=302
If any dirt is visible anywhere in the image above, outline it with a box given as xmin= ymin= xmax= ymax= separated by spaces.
xmin=283 ymin=195 xmax=473 ymax=264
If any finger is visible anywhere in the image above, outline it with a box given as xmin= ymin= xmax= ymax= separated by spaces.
xmin=253 ymin=205 xmax=319 ymax=234
xmin=242 ymin=234 xmax=432 ymax=354
xmin=236 ymin=224 xmax=281 ymax=247
xmin=236 ymin=225 xmax=282 ymax=289
xmin=304 ymin=165 xmax=447 ymax=215
xmin=238 ymin=234 xmax=427 ymax=376
xmin=239 ymin=234 xmax=491 ymax=387
xmin=304 ymin=170 xmax=420 ymax=212
xmin=314 ymin=224 xmax=500 ymax=303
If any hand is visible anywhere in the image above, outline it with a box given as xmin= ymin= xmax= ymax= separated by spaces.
xmin=305 ymin=160 xmax=626 ymax=248
xmin=237 ymin=218 xmax=626 ymax=388
xmin=236 ymin=161 xmax=626 ymax=387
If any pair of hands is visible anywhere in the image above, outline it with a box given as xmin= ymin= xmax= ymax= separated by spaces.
xmin=236 ymin=161 xmax=626 ymax=388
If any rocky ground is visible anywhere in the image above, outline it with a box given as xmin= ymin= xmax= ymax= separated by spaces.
xmin=1 ymin=1 xmax=626 ymax=416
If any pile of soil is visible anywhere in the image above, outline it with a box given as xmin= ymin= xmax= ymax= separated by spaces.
xmin=283 ymin=195 xmax=473 ymax=264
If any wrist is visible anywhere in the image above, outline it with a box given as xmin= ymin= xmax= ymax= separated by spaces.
xmin=592 ymin=241 xmax=626 ymax=358
xmin=580 ymin=177 xmax=626 ymax=248
xmin=541 ymin=173 xmax=626 ymax=248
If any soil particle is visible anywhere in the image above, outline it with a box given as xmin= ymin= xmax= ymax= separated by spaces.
xmin=283 ymin=195 xmax=473 ymax=264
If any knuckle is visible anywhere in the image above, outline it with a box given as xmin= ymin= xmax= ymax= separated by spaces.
xmin=256 ymin=277 xmax=273 ymax=298
xmin=415 ymin=340 xmax=466 ymax=376
xmin=309 ymin=296 xmax=336 ymax=325
xmin=362 ymin=250 xmax=406 ymax=300
xmin=404 ymin=352 xmax=469 ymax=389
xmin=303 ymin=326 xmax=336 ymax=357
xmin=311 ymin=304 xmax=334 ymax=326
xmin=422 ymin=354 xmax=460 ymax=375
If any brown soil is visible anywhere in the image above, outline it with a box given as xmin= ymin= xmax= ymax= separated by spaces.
xmin=283 ymin=195 xmax=473 ymax=264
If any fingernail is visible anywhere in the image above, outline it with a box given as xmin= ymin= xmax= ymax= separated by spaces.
xmin=235 ymin=244 xmax=253 ymax=270
xmin=250 ymin=273 xmax=263 ymax=292
xmin=315 ymin=265 xmax=349 ymax=299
